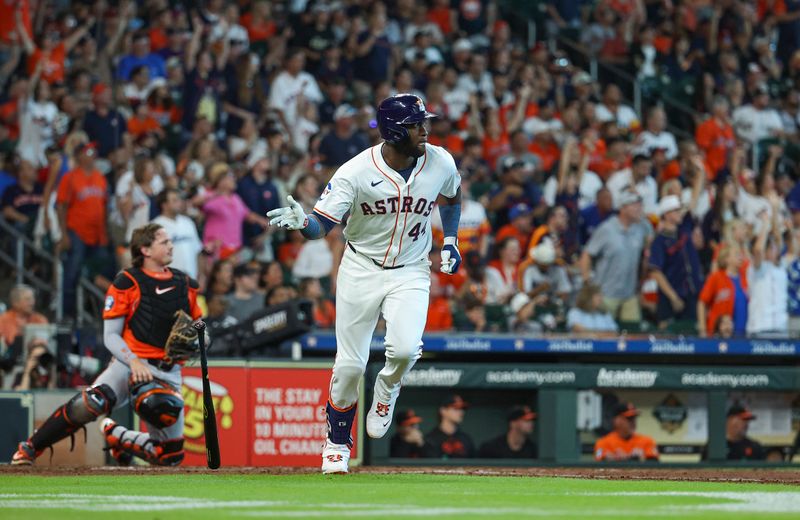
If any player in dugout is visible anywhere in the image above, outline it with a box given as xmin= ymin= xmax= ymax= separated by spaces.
xmin=594 ymin=402 xmax=659 ymax=462
xmin=11 ymin=223 xmax=204 ymax=466
xmin=479 ymin=405 xmax=538 ymax=458
xmin=701 ymin=403 xmax=765 ymax=461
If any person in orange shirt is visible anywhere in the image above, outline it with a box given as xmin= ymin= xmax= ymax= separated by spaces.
xmin=12 ymin=223 xmax=202 ymax=467
xmin=127 ymin=102 xmax=164 ymax=140
xmin=697 ymin=245 xmax=748 ymax=337
xmin=594 ymin=402 xmax=659 ymax=462
xmin=695 ymin=96 xmax=735 ymax=180
xmin=16 ymin=7 xmax=94 ymax=85
xmin=55 ymin=142 xmax=114 ymax=317
xmin=0 ymin=284 xmax=48 ymax=347
xmin=495 ymin=203 xmax=534 ymax=251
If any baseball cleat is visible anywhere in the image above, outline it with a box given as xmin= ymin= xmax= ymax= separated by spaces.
xmin=11 ymin=441 xmax=39 ymax=465
xmin=366 ymin=392 xmax=398 ymax=439
xmin=321 ymin=439 xmax=350 ymax=474
xmin=100 ymin=418 xmax=133 ymax=466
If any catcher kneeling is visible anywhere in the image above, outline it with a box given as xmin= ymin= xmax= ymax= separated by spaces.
xmin=11 ymin=223 xmax=204 ymax=466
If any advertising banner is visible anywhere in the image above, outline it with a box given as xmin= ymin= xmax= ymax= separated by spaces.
xmin=385 ymin=363 xmax=800 ymax=391
xmin=249 ymin=367 xmax=350 ymax=467
xmin=174 ymin=363 xmax=360 ymax=467
xmin=181 ymin=366 xmax=250 ymax=466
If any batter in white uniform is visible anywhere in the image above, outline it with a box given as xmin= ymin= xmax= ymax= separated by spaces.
xmin=268 ymin=94 xmax=462 ymax=474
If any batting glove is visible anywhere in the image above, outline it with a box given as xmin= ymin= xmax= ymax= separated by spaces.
xmin=440 ymin=236 xmax=462 ymax=275
xmin=267 ymin=195 xmax=308 ymax=230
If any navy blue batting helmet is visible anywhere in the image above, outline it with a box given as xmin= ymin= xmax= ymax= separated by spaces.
xmin=377 ymin=94 xmax=437 ymax=143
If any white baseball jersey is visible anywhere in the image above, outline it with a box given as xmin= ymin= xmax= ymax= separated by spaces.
xmin=313 ymin=143 xmax=461 ymax=268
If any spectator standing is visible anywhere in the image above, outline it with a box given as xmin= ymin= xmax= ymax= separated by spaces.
xmin=495 ymin=203 xmax=533 ymax=252
xmin=152 ymin=188 xmax=202 ymax=280
xmin=389 ymin=409 xmax=427 ymax=458
xmin=423 ymin=394 xmax=475 ymax=459
xmin=116 ymin=30 xmax=167 ymax=81
xmin=17 ymin=64 xmax=60 ymax=168
xmin=747 ymin=214 xmax=788 ymax=336
xmin=55 ymin=143 xmax=113 ymax=317
xmin=15 ymin=7 xmax=94 ymax=86
xmin=783 ymin=226 xmax=800 ymax=336
xmin=594 ymin=402 xmax=659 ymax=462
xmin=226 ymin=263 xmax=262 ymax=323
xmin=607 ymin=154 xmax=658 ymax=216
xmin=82 ymin=84 xmax=128 ymax=158
xmin=648 ymin=196 xmax=703 ymax=329
xmin=1 ymin=158 xmax=43 ymax=236
xmin=201 ymin=163 xmax=268 ymax=259
xmin=486 ymin=158 xmax=543 ymax=228
xmin=695 ymin=95 xmax=735 ymax=179
xmin=268 ymin=49 xmax=324 ymax=133
xmin=697 ymin=245 xmax=748 ymax=337
xmin=578 ymin=187 xmax=614 ymax=246
xmin=635 ymin=106 xmax=678 ymax=160
xmin=236 ymin=157 xmax=279 ymax=262
xmin=430 ymin=176 xmax=490 ymax=258
xmin=580 ymin=190 xmax=652 ymax=324
xmin=595 ymin=84 xmax=640 ymax=133
xmin=731 ymin=83 xmax=783 ymax=146
xmin=318 ymin=105 xmax=370 ymax=171
xmin=485 ymin=237 xmax=521 ymax=305
xmin=479 ymin=406 xmax=537 ymax=459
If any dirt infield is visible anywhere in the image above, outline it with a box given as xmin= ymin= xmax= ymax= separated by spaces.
xmin=3 ymin=465 xmax=799 ymax=485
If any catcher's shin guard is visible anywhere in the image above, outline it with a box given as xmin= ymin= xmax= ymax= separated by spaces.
xmin=28 ymin=384 xmax=117 ymax=453
xmin=102 ymin=419 xmax=184 ymax=466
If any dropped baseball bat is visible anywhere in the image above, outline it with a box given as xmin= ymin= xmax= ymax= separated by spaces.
xmin=195 ymin=320 xmax=221 ymax=469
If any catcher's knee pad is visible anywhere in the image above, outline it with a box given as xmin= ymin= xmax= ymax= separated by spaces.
xmin=154 ymin=438 xmax=184 ymax=466
xmin=130 ymin=378 xmax=183 ymax=429
xmin=66 ymin=384 xmax=118 ymax=424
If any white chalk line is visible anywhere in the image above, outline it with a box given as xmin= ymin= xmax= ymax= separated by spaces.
xmin=1 ymin=491 xmax=799 ymax=516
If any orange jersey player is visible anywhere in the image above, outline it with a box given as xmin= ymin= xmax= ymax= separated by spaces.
xmin=11 ymin=223 xmax=204 ymax=467
xmin=594 ymin=402 xmax=659 ymax=462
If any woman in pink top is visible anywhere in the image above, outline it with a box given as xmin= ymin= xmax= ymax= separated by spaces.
xmin=201 ymin=162 xmax=269 ymax=258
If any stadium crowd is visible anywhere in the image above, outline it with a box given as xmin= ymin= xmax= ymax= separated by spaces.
xmin=2 ymin=0 xmax=800 ymax=355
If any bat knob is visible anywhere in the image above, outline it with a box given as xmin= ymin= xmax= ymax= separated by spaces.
xmin=192 ymin=319 xmax=206 ymax=332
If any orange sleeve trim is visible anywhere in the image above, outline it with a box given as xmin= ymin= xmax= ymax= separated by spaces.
xmin=313 ymin=207 xmax=341 ymax=224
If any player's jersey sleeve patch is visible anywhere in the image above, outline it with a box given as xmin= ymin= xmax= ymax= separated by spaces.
xmin=104 ymin=295 xmax=114 ymax=312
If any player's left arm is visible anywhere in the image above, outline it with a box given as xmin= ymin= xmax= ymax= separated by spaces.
xmin=438 ymin=187 xmax=462 ymax=275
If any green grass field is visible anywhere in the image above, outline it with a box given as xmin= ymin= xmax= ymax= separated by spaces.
xmin=0 ymin=473 xmax=798 ymax=519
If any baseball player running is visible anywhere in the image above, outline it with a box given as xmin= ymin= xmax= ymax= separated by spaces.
xmin=268 ymin=94 xmax=462 ymax=474
xmin=11 ymin=223 xmax=203 ymax=466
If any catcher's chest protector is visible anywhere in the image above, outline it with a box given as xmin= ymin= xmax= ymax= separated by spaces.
xmin=126 ymin=268 xmax=191 ymax=349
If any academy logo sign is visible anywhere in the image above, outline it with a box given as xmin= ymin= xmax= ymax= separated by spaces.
xmin=596 ymin=368 xmax=659 ymax=388
xmin=403 ymin=367 xmax=463 ymax=387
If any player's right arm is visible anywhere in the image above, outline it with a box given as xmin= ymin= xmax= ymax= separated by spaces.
xmin=267 ymin=174 xmax=355 ymax=240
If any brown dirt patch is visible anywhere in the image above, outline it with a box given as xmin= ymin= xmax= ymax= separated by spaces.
xmin=2 ymin=465 xmax=799 ymax=485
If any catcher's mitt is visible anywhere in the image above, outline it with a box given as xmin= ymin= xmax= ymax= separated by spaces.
xmin=165 ymin=310 xmax=199 ymax=362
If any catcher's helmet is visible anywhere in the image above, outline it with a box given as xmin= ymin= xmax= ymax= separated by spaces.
xmin=377 ymin=94 xmax=437 ymax=143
